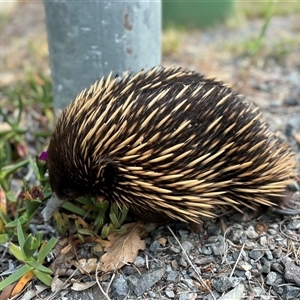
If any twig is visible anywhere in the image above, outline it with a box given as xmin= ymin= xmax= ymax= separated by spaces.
xmin=229 ymin=241 xmax=245 ymax=279
xmin=96 ymin=262 xmax=112 ymax=300
xmin=44 ymin=269 xmax=78 ymax=300
xmin=167 ymin=226 xmax=216 ymax=300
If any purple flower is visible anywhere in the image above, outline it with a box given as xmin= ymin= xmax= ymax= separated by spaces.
xmin=39 ymin=151 xmax=48 ymax=161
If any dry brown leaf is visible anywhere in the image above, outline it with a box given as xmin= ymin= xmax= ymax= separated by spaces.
xmin=0 ymin=283 xmax=17 ymax=300
xmin=76 ymin=258 xmax=98 ymax=274
xmin=71 ymin=280 xmax=96 ymax=291
xmin=158 ymin=237 xmax=167 ymax=247
xmin=100 ymin=222 xmax=146 ymax=272
xmin=11 ymin=271 xmax=34 ymax=296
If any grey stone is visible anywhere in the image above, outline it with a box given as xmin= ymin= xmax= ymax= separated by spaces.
xmin=265 ymin=271 xmax=277 ymax=285
xmin=179 ymin=257 xmax=188 ymax=267
xmin=218 ymin=283 xmax=244 ymax=300
xmin=282 ymin=285 xmax=300 ymax=300
xmin=245 ymin=226 xmax=259 ymax=239
xmin=265 ymin=250 xmax=273 ymax=260
xmin=206 ymin=223 xmax=221 ymax=236
xmin=260 ymin=296 xmax=271 ymax=300
xmin=271 ymin=262 xmax=284 ymax=274
xmin=194 ymin=256 xmax=214 ymax=265
xmin=205 ymin=235 xmax=220 ymax=243
xmin=282 ymin=259 xmax=300 ymax=286
xmin=133 ymin=256 xmax=145 ymax=268
xmin=260 ymin=236 xmax=268 ymax=246
xmin=244 ymin=240 xmax=256 ymax=248
xmin=167 ymin=270 xmax=179 ymax=281
xmin=127 ymin=267 xmax=165 ymax=296
xmin=181 ymin=278 xmax=196 ymax=290
xmin=234 ymin=269 xmax=245 ymax=277
xmin=228 ymin=228 xmax=245 ymax=243
xmin=273 ymin=284 xmax=283 ymax=295
xmin=165 ymin=290 xmax=175 ymax=298
xmin=178 ymin=292 xmax=197 ymax=300
xmin=249 ymin=249 xmax=263 ymax=260
xmin=260 ymin=262 xmax=271 ymax=274
xmin=122 ymin=265 xmax=136 ymax=275
xmin=267 ymin=229 xmax=277 ymax=235
xmin=149 ymin=240 xmax=161 ymax=254
xmin=253 ymin=286 xmax=263 ymax=296
xmin=147 ymin=290 xmax=157 ymax=298
xmin=170 ymin=245 xmax=181 ymax=254
xmin=201 ymin=245 xmax=212 ymax=255
xmin=212 ymin=277 xmax=232 ymax=293
xmin=112 ymin=274 xmax=129 ymax=296
xmin=272 ymin=248 xmax=282 ymax=259
xmin=181 ymin=240 xmax=194 ymax=252
xmin=210 ymin=243 xmax=225 ymax=256
xmin=178 ymin=229 xmax=189 ymax=237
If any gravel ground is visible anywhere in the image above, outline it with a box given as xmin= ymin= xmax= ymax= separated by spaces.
xmin=1 ymin=2 xmax=300 ymax=300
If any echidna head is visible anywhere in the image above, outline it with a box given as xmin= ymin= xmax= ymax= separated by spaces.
xmin=42 ymin=155 xmax=117 ymax=221
xmin=47 ymin=148 xmax=117 ymax=198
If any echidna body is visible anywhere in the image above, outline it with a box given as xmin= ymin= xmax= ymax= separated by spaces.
xmin=46 ymin=66 xmax=295 ymax=224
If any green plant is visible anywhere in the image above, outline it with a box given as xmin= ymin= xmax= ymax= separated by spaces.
xmin=0 ymin=111 xmax=29 ymax=202
xmin=0 ymin=220 xmax=57 ymax=291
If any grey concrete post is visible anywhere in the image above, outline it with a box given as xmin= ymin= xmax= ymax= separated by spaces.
xmin=43 ymin=0 xmax=161 ymax=113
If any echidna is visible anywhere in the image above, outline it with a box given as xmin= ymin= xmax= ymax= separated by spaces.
xmin=44 ymin=66 xmax=296 ymax=224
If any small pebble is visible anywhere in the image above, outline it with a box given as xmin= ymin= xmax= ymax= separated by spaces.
xmin=249 ymin=249 xmax=264 ymax=260
xmin=165 ymin=290 xmax=175 ymax=298
xmin=149 ymin=240 xmax=161 ymax=254
xmin=167 ymin=271 xmax=179 ymax=281
xmin=212 ymin=277 xmax=232 ymax=293
xmin=265 ymin=271 xmax=277 ymax=285
xmin=134 ymin=256 xmax=145 ymax=268
xmin=246 ymin=226 xmax=259 ymax=239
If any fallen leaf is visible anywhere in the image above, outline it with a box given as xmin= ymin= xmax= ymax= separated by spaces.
xmin=51 ymin=275 xmax=70 ymax=292
xmin=11 ymin=271 xmax=34 ymax=296
xmin=71 ymin=280 xmax=96 ymax=291
xmin=100 ymin=222 xmax=146 ymax=272
xmin=0 ymin=283 xmax=16 ymax=300
xmin=158 ymin=237 xmax=167 ymax=247
xmin=76 ymin=258 xmax=98 ymax=274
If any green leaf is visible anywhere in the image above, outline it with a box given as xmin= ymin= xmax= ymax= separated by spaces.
xmin=6 ymin=200 xmax=42 ymax=228
xmin=109 ymin=212 xmax=121 ymax=228
xmin=0 ymin=159 xmax=29 ymax=178
xmin=0 ymin=209 xmax=11 ymax=224
xmin=9 ymin=242 xmax=25 ymax=262
xmin=62 ymin=201 xmax=87 ymax=216
xmin=5 ymin=190 xmax=16 ymax=202
xmin=23 ymin=235 xmax=41 ymax=257
xmin=0 ymin=233 xmax=9 ymax=244
xmin=6 ymin=216 xmax=30 ymax=228
xmin=77 ymin=228 xmax=97 ymax=236
xmin=101 ymin=224 xmax=110 ymax=239
xmin=36 ymin=237 xmax=57 ymax=262
xmin=28 ymin=157 xmax=40 ymax=180
xmin=0 ymin=264 xmax=33 ymax=291
xmin=17 ymin=220 xmax=26 ymax=248
xmin=26 ymin=258 xmax=53 ymax=275
xmin=32 ymin=269 xmax=53 ymax=286
xmin=119 ymin=206 xmax=128 ymax=225
xmin=16 ymin=95 xmax=23 ymax=125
